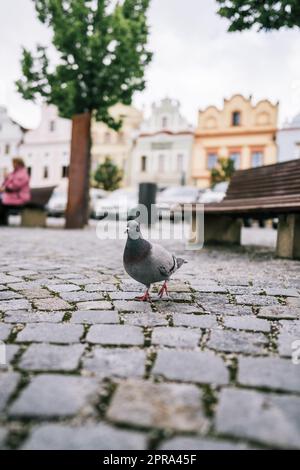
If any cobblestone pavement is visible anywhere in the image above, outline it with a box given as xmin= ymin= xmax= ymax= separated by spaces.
xmin=0 ymin=224 xmax=300 ymax=450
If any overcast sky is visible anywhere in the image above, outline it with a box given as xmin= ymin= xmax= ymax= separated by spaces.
xmin=1 ymin=0 xmax=300 ymax=128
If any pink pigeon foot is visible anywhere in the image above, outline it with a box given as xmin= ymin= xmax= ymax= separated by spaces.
xmin=135 ymin=289 xmax=151 ymax=302
xmin=158 ymin=281 xmax=168 ymax=298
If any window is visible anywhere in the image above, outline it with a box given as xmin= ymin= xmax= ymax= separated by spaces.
xmin=4 ymin=144 xmax=10 ymax=155
xmin=158 ymin=154 xmax=165 ymax=172
xmin=49 ymin=120 xmax=55 ymax=132
xmin=104 ymin=132 xmax=111 ymax=144
xmin=177 ymin=154 xmax=184 ymax=172
xmin=252 ymin=151 xmax=263 ymax=167
xmin=118 ymin=132 xmax=125 ymax=143
xmin=162 ymin=117 xmax=168 ymax=128
xmin=232 ymin=111 xmax=241 ymax=127
xmin=27 ymin=167 xmax=32 ymax=177
xmin=229 ymin=152 xmax=240 ymax=169
xmin=207 ymin=152 xmax=218 ymax=169
xmin=141 ymin=156 xmax=147 ymax=172
xmin=62 ymin=165 xmax=69 ymax=178
xmin=43 ymin=166 xmax=49 ymax=179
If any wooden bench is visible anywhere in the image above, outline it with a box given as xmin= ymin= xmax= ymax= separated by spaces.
xmin=9 ymin=186 xmax=56 ymax=228
xmin=190 ymin=159 xmax=300 ymax=259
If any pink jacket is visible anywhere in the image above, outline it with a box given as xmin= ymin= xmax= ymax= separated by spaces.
xmin=2 ymin=167 xmax=31 ymax=206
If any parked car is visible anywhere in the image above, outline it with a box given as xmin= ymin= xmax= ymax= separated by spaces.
xmin=156 ymin=186 xmax=203 ymax=219
xmin=93 ymin=188 xmax=138 ymax=220
xmin=198 ymin=181 xmax=229 ymax=204
xmin=46 ymin=187 xmax=67 ymax=217
xmin=47 ymin=186 xmax=107 ymax=217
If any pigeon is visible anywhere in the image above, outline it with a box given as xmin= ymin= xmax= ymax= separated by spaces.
xmin=123 ymin=220 xmax=187 ymax=301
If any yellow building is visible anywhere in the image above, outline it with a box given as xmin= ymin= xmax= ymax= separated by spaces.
xmin=91 ymin=103 xmax=143 ymax=185
xmin=192 ymin=94 xmax=278 ymax=188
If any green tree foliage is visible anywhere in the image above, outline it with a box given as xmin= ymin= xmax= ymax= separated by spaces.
xmin=211 ymin=157 xmax=236 ymax=187
xmin=93 ymin=157 xmax=123 ymax=191
xmin=216 ymin=0 xmax=300 ymax=31
xmin=16 ymin=0 xmax=152 ymax=129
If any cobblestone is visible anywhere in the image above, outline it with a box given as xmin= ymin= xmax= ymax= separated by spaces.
xmin=0 ymin=226 xmax=299 ymax=449
xmin=22 ymin=423 xmax=147 ymax=450
xmin=16 ymin=323 xmax=84 ymax=344
xmin=107 ymin=379 xmax=209 ymax=432
xmin=9 ymin=374 xmax=100 ymax=417
xmin=216 ymin=388 xmax=300 ymax=449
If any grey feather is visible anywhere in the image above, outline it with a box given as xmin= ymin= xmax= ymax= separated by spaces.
xmin=123 ymin=220 xmax=187 ymax=289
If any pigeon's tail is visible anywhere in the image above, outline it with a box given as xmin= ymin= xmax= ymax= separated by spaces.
xmin=176 ymin=257 xmax=188 ymax=270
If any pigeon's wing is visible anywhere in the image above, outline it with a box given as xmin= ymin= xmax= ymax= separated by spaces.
xmin=150 ymin=243 xmax=177 ymax=279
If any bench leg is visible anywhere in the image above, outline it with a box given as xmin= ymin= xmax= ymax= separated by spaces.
xmin=204 ymin=214 xmax=242 ymax=245
xmin=21 ymin=209 xmax=47 ymax=228
xmin=276 ymin=214 xmax=300 ymax=260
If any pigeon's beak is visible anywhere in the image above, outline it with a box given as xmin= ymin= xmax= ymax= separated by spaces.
xmin=124 ymin=228 xmax=128 ymax=234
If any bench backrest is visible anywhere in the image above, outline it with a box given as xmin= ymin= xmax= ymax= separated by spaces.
xmin=225 ymin=159 xmax=300 ymax=201
xmin=29 ymin=186 xmax=56 ymax=207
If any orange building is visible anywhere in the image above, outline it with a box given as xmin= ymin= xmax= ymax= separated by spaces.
xmin=192 ymin=94 xmax=279 ymax=188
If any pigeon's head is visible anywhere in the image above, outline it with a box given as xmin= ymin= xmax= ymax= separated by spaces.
xmin=126 ymin=220 xmax=141 ymax=240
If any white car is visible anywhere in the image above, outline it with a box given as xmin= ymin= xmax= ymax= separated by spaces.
xmin=199 ymin=182 xmax=229 ymax=204
xmin=93 ymin=188 xmax=138 ymax=220
xmin=156 ymin=186 xmax=202 ymax=219
xmin=47 ymin=186 xmax=108 ymax=217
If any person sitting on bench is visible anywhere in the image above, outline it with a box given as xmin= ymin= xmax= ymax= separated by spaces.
xmin=0 ymin=158 xmax=31 ymax=226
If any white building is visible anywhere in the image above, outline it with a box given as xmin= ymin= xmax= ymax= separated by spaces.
xmin=20 ymin=105 xmax=71 ymax=187
xmin=129 ymin=98 xmax=194 ymax=188
xmin=277 ymin=113 xmax=300 ymax=161
xmin=0 ymin=106 xmax=25 ymax=181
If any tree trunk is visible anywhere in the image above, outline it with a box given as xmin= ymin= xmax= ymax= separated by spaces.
xmin=65 ymin=112 xmax=91 ymax=229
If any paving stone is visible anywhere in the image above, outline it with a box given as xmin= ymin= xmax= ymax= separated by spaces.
xmin=113 ymin=300 xmax=152 ymax=313
xmin=210 ymin=304 xmax=253 ymax=316
xmin=156 ymin=302 xmax=203 ymax=314
xmin=21 ymin=288 xmax=51 ymax=300
xmin=83 ymin=347 xmax=146 ymax=379
xmin=85 ymin=283 xmax=118 ymax=292
xmin=239 ymin=357 xmax=300 ymax=393
xmin=258 ymin=305 xmax=300 ymax=320
xmin=152 ymin=327 xmax=201 ymax=348
xmin=172 ymin=313 xmax=218 ymax=328
xmin=235 ymin=295 xmax=278 ymax=306
xmin=0 ymin=345 xmax=19 ymax=369
xmin=0 ymin=372 xmax=20 ymax=410
xmin=0 ymin=274 xmax=20 ymax=284
xmin=0 ymin=427 xmax=8 ymax=450
xmin=224 ymin=316 xmax=271 ymax=332
xmin=107 ymin=379 xmax=209 ymax=433
xmin=60 ymin=291 xmax=105 ymax=302
xmin=16 ymin=323 xmax=84 ymax=344
xmin=265 ymin=287 xmax=299 ymax=297
xmin=153 ymin=350 xmax=228 ymax=385
xmin=48 ymin=284 xmax=81 ymax=293
xmin=33 ymin=297 xmax=72 ymax=311
xmin=70 ymin=310 xmax=119 ymax=324
xmin=0 ymin=323 xmax=11 ymax=341
xmin=9 ymin=374 xmax=99 ymax=418
xmin=4 ymin=310 xmax=64 ymax=323
xmin=0 ymin=291 xmax=22 ymax=300
xmin=76 ymin=300 xmax=112 ymax=310
xmin=109 ymin=291 xmax=144 ymax=300
xmin=208 ymin=329 xmax=268 ymax=355
xmin=193 ymin=285 xmax=228 ymax=294
xmin=123 ymin=312 xmax=168 ymax=327
xmin=19 ymin=344 xmax=85 ymax=371
xmin=87 ymin=325 xmax=144 ymax=346
xmin=7 ymin=270 xmax=37 ymax=277
xmin=286 ymin=297 xmax=300 ymax=308
xmin=0 ymin=299 xmax=30 ymax=312
xmin=22 ymin=423 xmax=147 ymax=450
xmin=216 ymin=388 xmax=300 ymax=449
xmin=159 ymin=437 xmax=250 ymax=450
xmin=278 ymin=321 xmax=300 ymax=357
